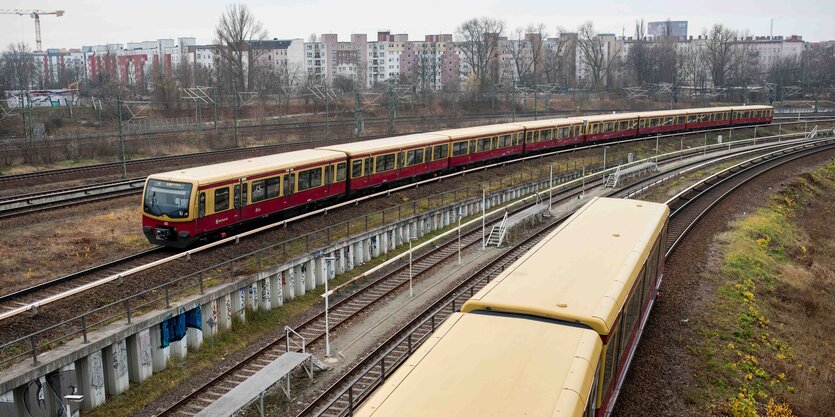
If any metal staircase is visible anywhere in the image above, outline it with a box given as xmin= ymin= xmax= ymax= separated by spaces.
xmin=486 ymin=211 xmax=509 ymax=247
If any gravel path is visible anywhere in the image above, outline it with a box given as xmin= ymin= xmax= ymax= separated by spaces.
xmin=613 ymin=149 xmax=835 ymax=416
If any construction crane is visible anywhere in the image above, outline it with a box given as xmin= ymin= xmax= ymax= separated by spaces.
xmin=0 ymin=9 xmax=65 ymax=52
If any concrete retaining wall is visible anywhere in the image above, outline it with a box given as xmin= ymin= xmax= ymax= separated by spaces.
xmin=0 ymin=180 xmax=545 ymax=416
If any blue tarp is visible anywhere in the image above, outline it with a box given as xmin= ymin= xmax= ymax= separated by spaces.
xmin=159 ymin=306 xmax=202 ymax=348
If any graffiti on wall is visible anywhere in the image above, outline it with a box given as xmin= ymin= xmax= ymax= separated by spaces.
xmin=159 ymin=306 xmax=202 ymax=348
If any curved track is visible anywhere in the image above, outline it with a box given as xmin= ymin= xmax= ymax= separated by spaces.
xmin=1 ymin=118 xmax=827 ymax=218
xmin=291 ymin=136 xmax=835 ymax=417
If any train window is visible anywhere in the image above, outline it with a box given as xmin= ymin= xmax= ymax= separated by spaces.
xmin=325 ymin=165 xmax=333 ymax=185
xmin=574 ymin=125 xmax=582 ymax=136
xmin=434 ymin=144 xmax=449 ymax=159
xmin=526 ymin=131 xmax=534 ymax=143
xmin=619 ymin=121 xmax=629 ymax=130
xmin=198 ymin=192 xmax=205 ymax=218
xmin=214 ymin=188 xmax=230 ymax=212
xmin=602 ymin=323 xmax=621 ymax=394
xmin=649 ymin=118 xmax=658 ymax=127
xmin=406 ymin=149 xmax=424 ymax=166
xmin=336 ymin=162 xmax=347 ymax=181
xmin=477 ymin=138 xmax=491 ymax=152
xmin=251 ymin=180 xmax=266 ymax=202
xmin=397 ymin=152 xmax=406 ymax=169
xmin=283 ymin=173 xmax=295 ymax=196
xmin=677 ymin=116 xmax=686 ymax=124
xmin=515 ymin=132 xmax=524 ymax=145
xmin=499 ymin=134 xmax=512 ymax=147
xmin=687 ymin=115 xmax=697 ymax=123
xmin=665 ymin=117 xmax=674 ymax=125
xmin=364 ymin=158 xmax=373 ymax=176
xmin=624 ymin=269 xmax=644 ymax=340
xmin=241 ymin=183 xmax=248 ymax=207
xmin=469 ymin=140 xmax=477 ymax=153
xmin=452 ymin=142 xmax=468 ymax=156
xmin=540 ymin=130 xmax=552 ymax=142
xmin=351 ymin=160 xmax=364 ymax=178
xmin=591 ymin=124 xmax=600 ymax=134
xmin=492 ymin=136 xmax=498 ymax=149
xmin=605 ymin=122 xmax=614 ymax=132
xmin=297 ymin=167 xmax=323 ymax=191
xmin=265 ymin=177 xmax=280 ymax=198
xmin=233 ymin=184 xmax=241 ymax=209
xmin=375 ymin=154 xmax=396 ymax=172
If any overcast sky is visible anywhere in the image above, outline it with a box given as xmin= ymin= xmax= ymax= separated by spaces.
xmin=2 ymin=0 xmax=833 ymax=50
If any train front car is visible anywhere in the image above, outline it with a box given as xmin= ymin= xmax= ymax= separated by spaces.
xmin=142 ymin=175 xmax=199 ymax=248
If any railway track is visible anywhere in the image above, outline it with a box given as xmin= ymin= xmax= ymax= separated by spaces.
xmin=157 ymin=170 xmax=600 ymax=416
xmin=0 ymin=177 xmax=146 ymax=219
xmin=290 ymin=135 xmax=835 ymax=417
xmin=0 ymin=110 xmax=574 ymax=189
xmin=158 ymin=138 xmax=799 ymax=416
xmin=663 ymin=137 xmax=835 ymax=256
xmin=0 ymin=247 xmax=169 ymax=315
xmin=0 ymin=131 xmax=814 ymax=344
xmin=1 ymin=119 xmax=823 ymax=219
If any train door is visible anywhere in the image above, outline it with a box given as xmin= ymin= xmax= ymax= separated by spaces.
xmin=324 ymin=164 xmax=334 ymax=196
xmin=197 ymin=191 xmax=206 ymax=233
xmin=233 ymin=180 xmax=245 ymax=221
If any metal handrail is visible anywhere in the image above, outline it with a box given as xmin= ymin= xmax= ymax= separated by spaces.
xmin=285 ymin=326 xmax=306 ymax=353
xmin=0 ymin=123 xmax=830 ymax=368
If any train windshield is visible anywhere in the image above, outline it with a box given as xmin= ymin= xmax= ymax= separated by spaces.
xmin=144 ymin=179 xmax=193 ymax=219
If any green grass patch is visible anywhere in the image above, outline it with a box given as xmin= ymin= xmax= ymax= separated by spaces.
xmin=693 ymin=162 xmax=835 ymax=417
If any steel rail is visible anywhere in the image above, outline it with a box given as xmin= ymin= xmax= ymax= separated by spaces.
xmin=294 ymin=135 xmax=835 ymax=417
xmin=1 ymin=116 xmax=829 ymax=189
xmin=0 ymin=127 xmax=817 ymax=324
xmin=0 ymin=247 xmax=166 ymax=307
xmin=0 ymin=118 xmax=822 ymax=220
xmin=664 ymin=137 xmax=835 ymax=257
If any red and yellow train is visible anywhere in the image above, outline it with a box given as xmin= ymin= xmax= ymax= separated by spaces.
xmin=142 ymin=105 xmax=772 ymax=247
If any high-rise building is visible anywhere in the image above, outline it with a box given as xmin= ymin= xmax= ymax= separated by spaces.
xmin=648 ymin=21 xmax=688 ymax=40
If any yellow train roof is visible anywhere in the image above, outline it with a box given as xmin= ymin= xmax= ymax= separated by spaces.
xmin=461 ymin=197 xmax=669 ymax=335
xmin=354 ymin=312 xmax=601 ymax=417
xmin=636 ymin=109 xmax=689 ymax=118
xmin=580 ymin=112 xmax=642 ymax=123
xmin=434 ymin=123 xmax=523 ymax=140
xmin=317 ymin=132 xmax=450 ymax=156
xmin=507 ymin=117 xmax=585 ymax=129
xmin=146 ymin=149 xmax=345 ymax=186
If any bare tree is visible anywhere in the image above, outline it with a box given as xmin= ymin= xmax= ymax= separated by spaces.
xmin=576 ymin=22 xmax=621 ymax=90
xmin=730 ymin=32 xmax=759 ymax=102
xmin=2 ymin=42 xmax=36 ymax=90
xmin=505 ymin=27 xmax=532 ymax=86
xmin=456 ymin=17 xmax=505 ymax=90
xmin=214 ymin=4 xmax=268 ymax=92
xmin=626 ymin=20 xmax=653 ymax=86
xmin=151 ymin=60 xmax=178 ymax=114
xmin=799 ymin=45 xmax=835 ymax=110
xmin=542 ymin=29 xmax=574 ymax=87
xmin=702 ymin=24 xmax=737 ymax=88
xmin=526 ymin=23 xmax=547 ymax=87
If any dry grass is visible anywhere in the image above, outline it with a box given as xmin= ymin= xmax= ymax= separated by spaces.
xmin=693 ymin=161 xmax=835 ymax=416
xmin=0 ymin=201 xmax=150 ymax=293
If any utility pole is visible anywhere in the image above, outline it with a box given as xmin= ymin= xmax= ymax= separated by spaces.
xmin=233 ymin=90 xmax=239 ymax=147
xmin=354 ymin=89 xmax=363 ymax=138
xmin=213 ymin=89 xmax=218 ymax=131
xmin=511 ymin=79 xmax=516 ymax=122
xmin=117 ymin=96 xmax=127 ymax=179
xmin=387 ymin=84 xmax=395 ymax=134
